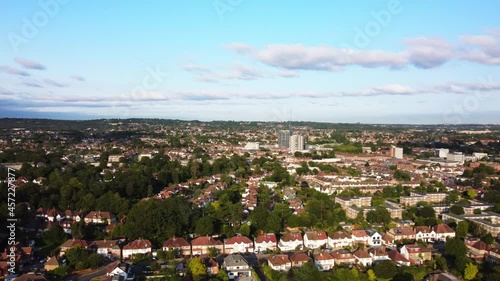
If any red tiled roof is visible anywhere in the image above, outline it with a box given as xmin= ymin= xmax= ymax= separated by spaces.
xmin=191 ymin=236 xmax=223 ymax=246
xmin=414 ymin=226 xmax=432 ymax=233
xmin=290 ymin=252 xmax=310 ymax=263
xmin=388 ymin=250 xmax=410 ymax=263
xmin=123 ymin=239 xmax=152 ymax=250
xmin=60 ymin=239 xmax=88 ymax=249
xmin=433 ymin=224 xmax=454 ymax=234
xmin=329 ymin=231 xmax=350 ymax=240
xmin=315 ymin=251 xmax=334 ymax=261
xmin=268 ymin=255 xmax=291 ymax=266
xmin=281 ymin=232 xmax=303 ymax=242
xmin=472 ymin=241 xmax=490 ymax=251
xmin=331 ymin=249 xmax=354 ymax=259
xmin=352 ymin=230 xmax=368 ymax=237
xmin=163 ymin=237 xmax=190 ymax=248
xmin=305 ymin=231 xmax=327 ymax=241
xmin=255 ymin=233 xmax=277 ymax=243
xmin=353 ymin=249 xmax=371 ymax=259
xmin=225 ymin=235 xmax=252 ymax=245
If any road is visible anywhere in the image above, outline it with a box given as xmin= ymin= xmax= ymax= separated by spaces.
xmin=64 ymin=265 xmax=108 ymax=281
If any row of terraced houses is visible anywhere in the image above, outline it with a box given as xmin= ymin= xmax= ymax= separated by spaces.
xmin=54 ymin=224 xmax=456 ymax=262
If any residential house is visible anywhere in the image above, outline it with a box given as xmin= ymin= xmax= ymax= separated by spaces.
xmin=106 ymin=261 xmax=134 ymax=281
xmin=163 ymin=237 xmax=191 ymax=256
xmin=351 ymin=230 xmax=370 ymax=246
xmin=59 ymin=239 xmax=88 ymax=256
xmin=278 ymin=232 xmax=303 ymax=251
xmin=56 ymin=210 xmax=82 ymax=222
xmin=387 ymin=227 xmax=416 ymax=242
xmin=388 ymin=250 xmax=411 ymax=266
xmin=268 ymin=255 xmax=292 ymax=272
xmin=328 ymin=231 xmax=352 ymax=249
xmin=290 ymin=252 xmax=311 ymax=268
xmin=331 ymin=249 xmax=356 ymax=265
xmin=223 ymin=254 xmax=252 ymax=280
xmin=424 ymin=271 xmax=460 ymax=281
xmin=35 ymin=207 xmax=58 ymax=222
xmin=486 ymin=247 xmax=500 ymax=264
xmin=465 ymin=238 xmax=490 ymax=261
xmin=43 ymin=256 xmax=60 ymax=271
xmin=84 ymin=211 xmax=116 ymax=224
xmin=400 ymin=244 xmax=432 ymax=265
xmin=314 ymin=251 xmax=335 ymax=271
xmin=191 ymin=236 xmax=224 ymax=256
xmin=204 ymin=257 xmax=220 ymax=276
xmin=224 ymin=235 xmax=254 ymax=254
xmin=122 ymin=239 xmax=152 ymax=259
xmin=89 ymin=240 xmax=120 ymax=258
xmin=433 ymin=224 xmax=455 ymax=241
xmin=414 ymin=226 xmax=436 ymax=242
xmin=254 ymin=233 xmax=277 ymax=253
xmin=381 ymin=233 xmax=394 ymax=246
xmin=303 ymin=231 xmax=328 ymax=249
xmin=353 ymin=249 xmax=372 ymax=267
xmin=369 ymin=247 xmax=390 ymax=261
xmin=366 ymin=229 xmax=382 ymax=246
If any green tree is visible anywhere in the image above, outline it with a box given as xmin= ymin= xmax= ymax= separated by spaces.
xmin=449 ymin=205 xmax=465 ymax=215
xmin=393 ymin=169 xmax=411 ymax=181
xmin=367 ymin=269 xmax=376 ymax=281
xmin=187 ymin=258 xmax=207 ymax=281
xmin=249 ymin=204 xmax=269 ymax=231
xmin=42 ymin=225 xmax=67 ymax=246
xmin=435 ymin=255 xmax=448 ymax=271
xmin=366 ymin=206 xmax=392 ymax=224
xmin=456 ymin=221 xmax=469 ymax=239
xmin=374 ymin=260 xmax=397 ymax=279
xmin=464 ymin=262 xmax=478 ymax=280
xmin=239 ymin=224 xmax=251 ymax=237
xmin=419 ymin=206 xmax=436 ymax=218
xmin=482 ymin=233 xmax=494 ymax=245
xmin=150 ymin=261 xmax=160 ymax=271
xmin=216 ymin=269 xmax=230 ymax=281
xmin=467 ymin=189 xmax=477 ymax=200
xmin=87 ymin=253 xmax=103 ymax=269
xmin=195 ymin=217 xmax=214 ymax=236
xmin=265 ymin=211 xmax=283 ymax=233
xmin=445 ymin=238 xmax=467 ymax=258
xmin=64 ymin=245 xmax=89 ymax=268
xmin=293 ymin=262 xmax=322 ymax=281
xmin=391 ymin=272 xmax=415 ymax=281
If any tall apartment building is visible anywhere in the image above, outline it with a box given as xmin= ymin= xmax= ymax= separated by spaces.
xmin=289 ymin=135 xmax=305 ymax=152
xmin=390 ymin=146 xmax=403 ymax=159
xmin=278 ymin=130 xmax=291 ymax=148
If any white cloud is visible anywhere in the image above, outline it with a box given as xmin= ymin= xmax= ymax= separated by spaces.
xmin=342 ymin=84 xmax=418 ymax=96
xmin=14 ymin=57 xmax=46 ymax=70
xmin=404 ymin=37 xmax=454 ymax=68
xmin=1 ymin=66 xmax=30 ymax=76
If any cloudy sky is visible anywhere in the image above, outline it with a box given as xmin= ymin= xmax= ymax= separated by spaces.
xmin=1 ymin=0 xmax=500 ymax=123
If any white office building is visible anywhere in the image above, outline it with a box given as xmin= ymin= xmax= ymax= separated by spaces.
xmin=436 ymin=148 xmax=449 ymax=158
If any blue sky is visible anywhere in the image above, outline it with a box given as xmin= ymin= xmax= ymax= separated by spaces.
xmin=1 ymin=0 xmax=500 ymax=123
